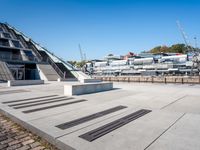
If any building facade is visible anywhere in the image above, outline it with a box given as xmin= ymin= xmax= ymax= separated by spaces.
xmin=0 ymin=22 xmax=87 ymax=82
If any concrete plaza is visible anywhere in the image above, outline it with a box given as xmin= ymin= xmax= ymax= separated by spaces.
xmin=0 ymin=81 xmax=200 ymax=150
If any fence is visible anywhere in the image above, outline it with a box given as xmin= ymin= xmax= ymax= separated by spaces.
xmin=94 ymin=76 xmax=200 ymax=84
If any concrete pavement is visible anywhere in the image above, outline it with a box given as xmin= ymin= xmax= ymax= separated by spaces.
xmin=0 ymin=81 xmax=200 ymax=150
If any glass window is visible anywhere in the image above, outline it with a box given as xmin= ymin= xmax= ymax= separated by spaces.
xmin=24 ymin=50 xmax=34 ymax=57
xmin=24 ymin=50 xmax=35 ymax=61
xmin=0 ymin=39 xmax=10 ymax=47
xmin=3 ymin=33 xmax=11 ymax=38
xmin=12 ymin=40 xmax=22 ymax=48
xmin=0 ymin=27 xmax=3 ymax=32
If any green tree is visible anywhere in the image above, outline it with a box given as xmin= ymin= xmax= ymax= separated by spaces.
xmin=75 ymin=61 xmax=86 ymax=68
xmin=169 ymin=44 xmax=186 ymax=53
xmin=148 ymin=44 xmax=190 ymax=54
xmin=67 ymin=61 xmax=77 ymax=66
xmin=149 ymin=46 xmax=162 ymax=53
xmin=160 ymin=45 xmax=169 ymax=53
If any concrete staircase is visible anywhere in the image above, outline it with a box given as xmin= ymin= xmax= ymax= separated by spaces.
xmin=0 ymin=61 xmax=14 ymax=81
xmin=55 ymin=62 xmax=75 ymax=78
xmin=37 ymin=64 xmax=60 ymax=81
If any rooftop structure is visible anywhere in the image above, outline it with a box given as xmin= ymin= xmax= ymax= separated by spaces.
xmin=85 ymin=52 xmax=200 ymax=76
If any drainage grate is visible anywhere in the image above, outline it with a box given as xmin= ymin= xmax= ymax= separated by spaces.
xmin=13 ymin=97 xmax=74 ymax=109
xmin=22 ymin=99 xmax=87 ymax=113
xmin=2 ymin=95 xmax=58 ymax=104
xmin=8 ymin=96 xmax=67 ymax=107
xmin=56 ymin=105 xmax=127 ymax=130
xmin=0 ymin=90 xmax=29 ymax=95
xmin=79 ymin=109 xmax=151 ymax=142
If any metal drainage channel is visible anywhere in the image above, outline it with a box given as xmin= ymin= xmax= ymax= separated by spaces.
xmin=8 ymin=96 xmax=66 ymax=107
xmin=13 ymin=97 xmax=74 ymax=109
xmin=79 ymin=109 xmax=151 ymax=142
xmin=2 ymin=95 xmax=58 ymax=104
xmin=22 ymin=99 xmax=87 ymax=114
xmin=56 ymin=105 xmax=127 ymax=130
xmin=0 ymin=89 xmax=29 ymax=95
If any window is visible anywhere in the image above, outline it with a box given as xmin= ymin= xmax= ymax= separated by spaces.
xmin=0 ymin=39 xmax=10 ymax=47
xmin=0 ymin=27 xmax=3 ymax=32
xmin=12 ymin=40 xmax=22 ymax=48
xmin=0 ymin=51 xmax=11 ymax=60
xmin=3 ymin=33 xmax=11 ymax=38
xmin=24 ymin=50 xmax=34 ymax=57
xmin=23 ymin=50 xmax=35 ymax=61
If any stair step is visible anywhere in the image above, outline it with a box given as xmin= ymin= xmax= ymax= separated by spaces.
xmin=37 ymin=64 xmax=60 ymax=81
xmin=0 ymin=61 xmax=14 ymax=81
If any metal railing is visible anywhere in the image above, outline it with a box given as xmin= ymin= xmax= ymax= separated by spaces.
xmin=47 ymin=57 xmax=64 ymax=78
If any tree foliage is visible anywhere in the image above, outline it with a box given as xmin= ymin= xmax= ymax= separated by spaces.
xmin=149 ymin=44 xmax=190 ymax=54
xmin=67 ymin=60 xmax=86 ymax=68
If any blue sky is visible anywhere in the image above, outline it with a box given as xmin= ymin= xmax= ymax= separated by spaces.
xmin=1 ymin=0 xmax=200 ymax=60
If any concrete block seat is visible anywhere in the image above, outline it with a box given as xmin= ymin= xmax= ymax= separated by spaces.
xmin=64 ymin=82 xmax=113 ymax=96
xmin=8 ymin=80 xmax=44 ymax=87
xmin=80 ymin=78 xmax=102 ymax=83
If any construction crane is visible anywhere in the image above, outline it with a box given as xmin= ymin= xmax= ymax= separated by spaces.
xmin=194 ymin=37 xmax=197 ymax=49
xmin=176 ymin=20 xmax=200 ymax=74
xmin=78 ymin=44 xmax=87 ymax=61
xmin=78 ymin=44 xmax=84 ymax=61
xmin=83 ymin=53 xmax=87 ymax=61
xmin=176 ymin=20 xmax=193 ymax=52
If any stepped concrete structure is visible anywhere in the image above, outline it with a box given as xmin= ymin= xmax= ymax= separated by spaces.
xmin=0 ymin=22 xmax=96 ymax=82
xmin=0 ymin=60 xmax=14 ymax=81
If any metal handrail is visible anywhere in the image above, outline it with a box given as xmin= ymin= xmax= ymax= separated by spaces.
xmin=39 ymin=46 xmax=77 ymax=71
xmin=47 ymin=57 xmax=64 ymax=78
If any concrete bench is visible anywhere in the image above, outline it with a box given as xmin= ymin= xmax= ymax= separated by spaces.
xmin=57 ymin=78 xmax=78 ymax=82
xmin=80 ymin=78 xmax=102 ymax=83
xmin=64 ymin=82 xmax=113 ymax=96
xmin=8 ymin=80 xmax=44 ymax=87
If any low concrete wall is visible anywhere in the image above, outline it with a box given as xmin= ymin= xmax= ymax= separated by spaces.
xmin=57 ymin=78 xmax=78 ymax=82
xmin=80 ymin=78 xmax=102 ymax=83
xmin=8 ymin=80 xmax=44 ymax=87
xmin=94 ymin=76 xmax=200 ymax=84
xmin=64 ymin=82 xmax=113 ymax=96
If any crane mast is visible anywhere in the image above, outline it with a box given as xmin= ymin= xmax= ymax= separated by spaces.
xmin=176 ymin=20 xmax=193 ymax=52
xmin=79 ymin=44 xmax=84 ymax=61
xmin=176 ymin=20 xmax=200 ymax=74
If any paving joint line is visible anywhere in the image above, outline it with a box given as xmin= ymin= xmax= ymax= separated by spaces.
xmin=161 ymin=95 xmax=187 ymax=109
xmin=144 ymin=113 xmax=186 ymax=150
xmin=27 ymin=105 xmax=89 ymax=122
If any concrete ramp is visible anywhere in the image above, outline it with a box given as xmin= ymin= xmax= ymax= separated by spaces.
xmin=37 ymin=64 xmax=60 ymax=81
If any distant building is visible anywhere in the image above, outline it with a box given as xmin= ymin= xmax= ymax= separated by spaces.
xmin=122 ymin=52 xmax=135 ymax=60
xmin=104 ymin=54 xmax=123 ymax=60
